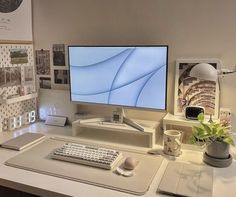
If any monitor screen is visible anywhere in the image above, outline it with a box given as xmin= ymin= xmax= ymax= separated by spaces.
xmin=68 ymin=46 xmax=168 ymax=110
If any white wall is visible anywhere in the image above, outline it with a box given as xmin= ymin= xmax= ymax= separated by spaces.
xmin=33 ymin=0 xmax=236 ymax=128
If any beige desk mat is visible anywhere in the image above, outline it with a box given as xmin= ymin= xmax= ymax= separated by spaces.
xmin=5 ymin=137 xmax=163 ymax=195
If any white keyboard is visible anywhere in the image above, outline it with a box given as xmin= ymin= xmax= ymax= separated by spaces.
xmin=51 ymin=143 xmax=122 ymax=170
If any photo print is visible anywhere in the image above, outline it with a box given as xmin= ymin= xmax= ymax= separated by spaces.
xmin=39 ymin=77 xmax=51 ymax=89
xmin=10 ymin=48 xmax=28 ymax=64
xmin=24 ymin=66 xmax=34 ymax=83
xmin=53 ymin=44 xmax=65 ymax=66
xmin=10 ymin=67 xmax=21 ymax=85
xmin=0 ymin=67 xmax=21 ymax=87
xmin=35 ymin=50 xmax=50 ymax=75
xmin=174 ymin=59 xmax=220 ymax=118
xmin=54 ymin=69 xmax=69 ymax=84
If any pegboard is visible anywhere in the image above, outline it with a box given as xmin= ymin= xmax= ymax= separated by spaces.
xmin=0 ymin=44 xmax=36 ymax=131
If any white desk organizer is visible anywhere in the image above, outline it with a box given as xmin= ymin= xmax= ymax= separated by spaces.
xmin=72 ymin=119 xmax=159 ymax=148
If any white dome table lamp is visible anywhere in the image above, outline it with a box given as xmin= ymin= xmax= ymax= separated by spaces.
xmin=190 ymin=63 xmax=236 ymax=81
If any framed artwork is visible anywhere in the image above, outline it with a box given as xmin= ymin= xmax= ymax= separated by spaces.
xmin=54 ymin=69 xmax=69 ymax=84
xmin=0 ymin=0 xmax=32 ymax=42
xmin=53 ymin=44 xmax=65 ymax=66
xmin=35 ymin=50 xmax=51 ymax=75
xmin=174 ymin=59 xmax=220 ymax=119
xmin=39 ymin=77 xmax=51 ymax=89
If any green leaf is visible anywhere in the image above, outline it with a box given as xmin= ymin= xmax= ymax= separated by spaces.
xmin=192 ymin=126 xmax=208 ymax=140
xmin=192 ymin=126 xmax=204 ymax=134
xmin=198 ymin=133 xmax=214 ymax=139
xmin=213 ymin=123 xmax=221 ymax=128
xmin=223 ymin=127 xmax=231 ymax=133
xmin=197 ymin=113 xmax=204 ymax=122
xmin=223 ymin=137 xmax=235 ymax=146
xmin=212 ymin=127 xmax=217 ymax=135
xmin=200 ymin=122 xmax=212 ymax=134
xmin=190 ymin=136 xmax=197 ymax=144
xmin=216 ymin=128 xmax=224 ymax=136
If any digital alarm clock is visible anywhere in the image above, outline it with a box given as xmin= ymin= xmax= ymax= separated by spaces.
xmin=185 ymin=106 xmax=205 ymax=120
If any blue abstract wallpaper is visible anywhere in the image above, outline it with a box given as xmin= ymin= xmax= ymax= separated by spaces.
xmin=69 ymin=46 xmax=167 ymax=110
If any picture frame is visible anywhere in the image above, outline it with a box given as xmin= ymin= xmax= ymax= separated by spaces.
xmin=51 ymin=68 xmax=69 ymax=90
xmin=35 ymin=50 xmax=51 ymax=75
xmin=174 ymin=59 xmax=221 ymax=119
xmin=38 ymin=77 xmax=51 ymax=89
xmin=54 ymin=69 xmax=69 ymax=84
xmin=53 ymin=44 xmax=66 ymax=66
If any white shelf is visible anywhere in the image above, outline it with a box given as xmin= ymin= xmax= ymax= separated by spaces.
xmin=0 ymin=93 xmax=38 ymax=105
xmin=163 ymin=113 xmax=200 ymax=130
xmin=162 ymin=113 xmax=221 ymax=144
xmin=163 ymin=113 xmax=218 ymax=130
xmin=72 ymin=119 xmax=159 ymax=148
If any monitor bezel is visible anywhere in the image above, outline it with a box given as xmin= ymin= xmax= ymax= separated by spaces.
xmin=68 ymin=45 xmax=168 ymax=112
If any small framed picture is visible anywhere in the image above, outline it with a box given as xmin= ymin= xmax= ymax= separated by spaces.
xmin=174 ymin=59 xmax=220 ymax=119
xmin=35 ymin=50 xmax=51 ymax=75
xmin=39 ymin=77 xmax=51 ymax=89
xmin=53 ymin=44 xmax=66 ymax=66
xmin=54 ymin=69 xmax=69 ymax=84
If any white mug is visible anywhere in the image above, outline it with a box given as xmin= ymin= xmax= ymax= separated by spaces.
xmin=163 ymin=130 xmax=183 ymax=156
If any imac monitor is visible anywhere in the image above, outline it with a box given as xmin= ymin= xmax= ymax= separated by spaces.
xmin=68 ymin=46 xmax=168 ymax=110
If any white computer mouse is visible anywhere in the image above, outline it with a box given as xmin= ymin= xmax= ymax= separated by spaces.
xmin=123 ymin=157 xmax=139 ymax=170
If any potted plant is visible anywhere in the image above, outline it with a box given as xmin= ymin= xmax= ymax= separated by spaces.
xmin=190 ymin=113 xmax=235 ymax=167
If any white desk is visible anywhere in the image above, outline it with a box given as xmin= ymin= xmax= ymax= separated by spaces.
xmin=0 ymin=122 xmax=235 ymax=197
